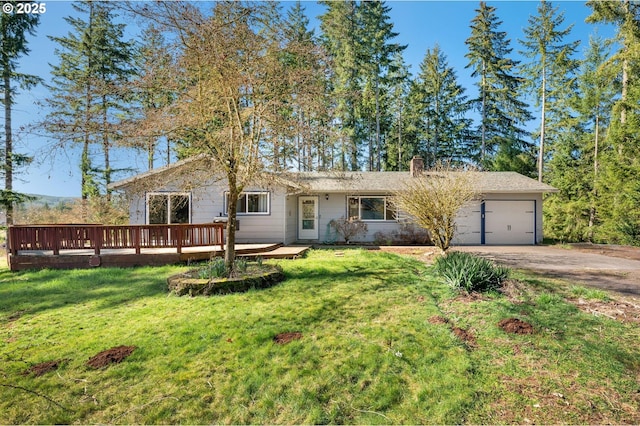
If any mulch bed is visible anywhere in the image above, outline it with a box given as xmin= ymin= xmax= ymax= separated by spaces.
xmin=498 ymin=318 xmax=534 ymax=335
xmin=273 ymin=332 xmax=302 ymax=344
xmin=86 ymin=345 xmax=137 ymax=369
xmin=23 ymin=359 xmax=68 ymax=377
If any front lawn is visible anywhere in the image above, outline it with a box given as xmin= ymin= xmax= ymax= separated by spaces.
xmin=0 ymin=249 xmax=638 ymax=424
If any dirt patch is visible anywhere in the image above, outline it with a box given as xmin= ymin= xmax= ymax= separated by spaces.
xmin=6 ymin=310 xmax=26 ymax=322
xmin=273 ymin=332 xmax=302 ymax=344
xmin=86 ymin=345 xmax=137 ymax=369
xmin=452 ymin=326 xmax=477 ymax=347
xmin=571 ymin=298 xmax=640 ymax=324
xmin=428 ymin=315 xmax=449 ymax=325
xmin=23 ymin=359 xmax=68 ymax=377
xmin=498 ymin=318 xmax=534 ymax=335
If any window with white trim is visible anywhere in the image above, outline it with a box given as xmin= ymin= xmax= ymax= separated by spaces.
xmin=146 ymin=192 xmax=191 ymax=224
xmin=225 ymin=191 xmax=270 ymax=215
xmin=348 ymin=196 xmax=396 ymax=221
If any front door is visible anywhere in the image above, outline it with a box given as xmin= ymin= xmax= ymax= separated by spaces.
xmin=298 ymin=196 xmax=319 ymax=240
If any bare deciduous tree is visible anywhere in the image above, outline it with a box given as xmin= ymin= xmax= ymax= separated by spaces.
xmin=394 ymin=164 xmax=479 ymax=252
xmin=129 ymin=2 xmax=299 ymax=273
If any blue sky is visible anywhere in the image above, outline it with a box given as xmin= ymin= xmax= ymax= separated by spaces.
xmin=10 ymin=1 xmax=614 ymax=197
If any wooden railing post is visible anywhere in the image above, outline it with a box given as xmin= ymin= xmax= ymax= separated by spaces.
xmin=176 ymin=225 xmax=182 ymax=254
xmin=134 ymin=226 xmax=141 ymax=254
xmin=52 ymin=227 xmax=60 ymax=255
xmin=94 ymin=226 xmax=102 ymax=255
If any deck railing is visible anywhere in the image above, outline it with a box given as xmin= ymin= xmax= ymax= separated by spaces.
xmin=7 ymin=223 xmax=226 ymax=256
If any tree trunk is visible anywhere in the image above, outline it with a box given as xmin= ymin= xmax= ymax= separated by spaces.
xmin=102 ymin=94 xmax=111 ymax=200
xmin=538 ymin=71 xmax=546 ymax=182
xmin=224 ymin=168 xmax=238 ymax=274
xmin=3 ymin=54 xmax=13 ymax=225
xmin=375 ymin=76 xmax=381 ymax=171
xmin=480 ymin=59 xmax=487 ymax=165
xmin=588 ymin=114 xmax=600 ymax=241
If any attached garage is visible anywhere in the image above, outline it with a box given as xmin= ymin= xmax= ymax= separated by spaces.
xmin=453 ymin=198 xmax=540 ymax=246
xmin=484 ymin=200 xmax=535 ymax=245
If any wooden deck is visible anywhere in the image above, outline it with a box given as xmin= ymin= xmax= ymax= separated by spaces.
xmin=6 ymin=224 xmax=308 ymax=271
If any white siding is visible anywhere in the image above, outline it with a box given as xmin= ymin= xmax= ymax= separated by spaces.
xmin=124 ymin=179 xmax=287 ymax=243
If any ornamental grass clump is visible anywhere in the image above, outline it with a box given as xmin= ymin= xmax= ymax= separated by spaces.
xmin=434 ymin=251 xmax=509 ymax=293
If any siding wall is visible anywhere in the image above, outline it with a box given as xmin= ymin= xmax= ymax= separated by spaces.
xmin=125 ymin=182 xmax=546 ymax=245
xmin=125 ymin=179 xmax=287 ymax=243
xmin=314 ymin=193 xmax=400 ymax=244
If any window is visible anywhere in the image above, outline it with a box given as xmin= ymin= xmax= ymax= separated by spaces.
xmin=348 ymin=196 xmax=396 ymax=221
xmin=147 ymin=193 xmax=191 ymax=224
xmin=225 ymin=191 xmax=270 ymax=215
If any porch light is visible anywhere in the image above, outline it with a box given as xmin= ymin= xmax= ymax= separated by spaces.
xmin=325 ymin=193 xmax=329 ymax=200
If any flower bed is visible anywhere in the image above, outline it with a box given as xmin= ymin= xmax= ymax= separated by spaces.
xmin=167 ymin=264 xmax=285 ymax=296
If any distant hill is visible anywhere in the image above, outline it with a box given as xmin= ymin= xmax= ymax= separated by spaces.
xmin=21 ymin=194 xmax=80 ymax=209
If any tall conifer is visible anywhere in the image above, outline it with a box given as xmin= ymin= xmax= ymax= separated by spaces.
xmin=465 ymin=2 xmax=532 ymax=171
xmin=0 ymin=2 xmax=40 ymax=224
xmin=520 ymin=0 xmax=580 ymax=182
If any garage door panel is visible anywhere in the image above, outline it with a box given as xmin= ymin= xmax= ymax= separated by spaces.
xmin=452 ymin=202 xmax=482 ymax=245
xmin=485 ymin=200 xmax=535 ymax=245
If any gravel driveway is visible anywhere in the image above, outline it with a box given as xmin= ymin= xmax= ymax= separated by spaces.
xmin=452 ymin=245 xmax=640 ymax=297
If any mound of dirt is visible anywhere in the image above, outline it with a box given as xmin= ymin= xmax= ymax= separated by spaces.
xmin=274 ymin=332 xmax=302 ymax=344
xmin=498 ymin=318 xmax=534 ymax=335
xmin=452 ymin=326 xmax=477 ymax=347
xmin=23 ymin=359 xmax=68 ymax=377
xmin=86 ymin=345 xmax=137 ymax=369
xmin=428 ymin=315 xmax=449 ymax=325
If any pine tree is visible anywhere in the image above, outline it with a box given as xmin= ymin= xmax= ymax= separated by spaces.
xmin=280 ymin=1 xmax=329 ymax=172
xmin=413 ymin=44 xmax=472 ymax=167
xmin=384 ymin=51 xmax=412 ymax=171
xmin=357 ymin=1 xmax=405 ymax=171
xmin=45 ymin=1 xmax=135 ymax=201
xmin=0 ymin=3 xmax=40 ymax=225
xmin=586 ymin=0 xmax=640 ymax=244
xmin=545 ymin=35 xmax=616 ymax=242
xmin=519 ymin=0 xmax=580 ymax=182
xmin=465 ymin=2 xmax=532 ymax=170
xmin=319 ymin=1 xmax=361 ymax=170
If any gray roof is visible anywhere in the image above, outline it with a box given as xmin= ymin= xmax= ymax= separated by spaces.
xmin=109 ymin=155 xmax=557 ymax=194
xmin=288 ymin=171 xmax=557 ymax=194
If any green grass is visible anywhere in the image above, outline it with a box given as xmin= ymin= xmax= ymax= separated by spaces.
xmin=0 ymin=249 xmax=639 ymax=424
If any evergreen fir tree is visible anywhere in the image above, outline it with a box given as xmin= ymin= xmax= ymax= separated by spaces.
xmin=319 ymin=0 xmax=361 ymax=170
xmin=1 ymin=2 xmax=40 ymax=224
xmin=357 ymin=1 xmax=405 ymax=171
xmin=384 ymin=51 xmax=412 ymax=171
xmin=586 ymin=0 xmax=640 ymax=244
xmin=413 ymin=44 xmax=472 ymax=167
xmin=519 ymin=0 xmax=580 ymax=182
xmin=464 ymin=2 xmax=533 ymax=171
xmin=45 ymin=1 xmax=135 ymax=200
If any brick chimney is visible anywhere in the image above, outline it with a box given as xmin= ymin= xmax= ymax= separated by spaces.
xmin=410 ymin=155 xmax=424 ymax=177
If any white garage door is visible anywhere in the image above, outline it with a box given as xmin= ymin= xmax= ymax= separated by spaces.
xmin=484 ymin=200 xmax=535 ymax=245
xmin=452 ymin=202 xmax=482 ymax=245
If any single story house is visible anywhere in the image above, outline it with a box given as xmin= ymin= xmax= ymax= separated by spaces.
xmin=109 ymin=156 xmax=557 ymax=246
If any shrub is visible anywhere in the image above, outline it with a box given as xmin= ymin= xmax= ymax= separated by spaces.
xmin=199 ymin=258 xmax=228 ymax=279
xmin=329 ymin=217 xmax=368 ymax=244
xmin=434 ymin=251 xmax=509 ymax=293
